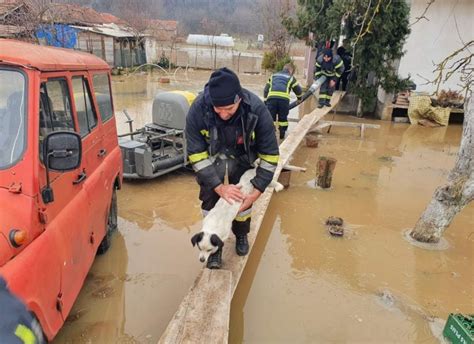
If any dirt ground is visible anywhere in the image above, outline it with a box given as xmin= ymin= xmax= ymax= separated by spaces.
xmin=53 ymin=71 xmax=473 ymax=343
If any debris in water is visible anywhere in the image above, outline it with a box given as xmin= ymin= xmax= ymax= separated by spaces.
xmin=326 ymin=216 xmax=344 ymax=236
xmin=378 ymin=156 xmax=394 ymax=162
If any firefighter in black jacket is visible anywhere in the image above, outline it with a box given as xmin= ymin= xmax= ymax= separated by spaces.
xmin=186 ymin=67 xmax=279 ymax=269
xmin=264 ymin=64 xmax=302 ymax=139
xmin=315 ymin=48 xmax=345 ymax=108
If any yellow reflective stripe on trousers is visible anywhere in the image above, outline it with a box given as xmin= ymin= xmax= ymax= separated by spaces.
xmin=188 ymin=151 xmax=209 ymax=163
xmin=278 ymin=121 xmax=289 ymax=127
xmin=193 ymin=158 xmax=213 ymax=171
xmin=258 ymin=153 xmax=279 ymax=164
xmin=235 ymin=208 xmax=252 ymax=222
xmin=319 ymin=94 xmax=332 ymax=100
xmin=267 ymin=91 xmax=290 ymax=99
xmin=15 ymin=324 xmax=36 ymax=344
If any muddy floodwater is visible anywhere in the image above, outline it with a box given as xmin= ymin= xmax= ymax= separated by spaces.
xmin=53 ymin=71 xmax=473 ymax=343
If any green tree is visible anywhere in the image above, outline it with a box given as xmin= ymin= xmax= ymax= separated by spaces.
xmin=284 ymin=0 xmax=411 ymax=114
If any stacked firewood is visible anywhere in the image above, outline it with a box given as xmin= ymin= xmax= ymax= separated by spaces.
xmin=393 ymin=90 xmax=410 ymax=106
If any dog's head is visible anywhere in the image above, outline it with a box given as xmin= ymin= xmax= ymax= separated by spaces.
xmin=191 ymin=231 xmax=224 ymax=263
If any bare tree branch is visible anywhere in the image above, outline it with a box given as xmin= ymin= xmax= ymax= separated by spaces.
xmin=429 ymin=40 xmax=474 ymax=95
xmin=409 ymin=0 xmax=435 ymax=27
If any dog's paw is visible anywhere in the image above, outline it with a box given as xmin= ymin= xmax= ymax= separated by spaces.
xmin=272 ymin=181 xmax=285 ymax=192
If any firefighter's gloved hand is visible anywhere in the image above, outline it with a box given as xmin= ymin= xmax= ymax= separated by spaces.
xmin=214 ymin=184 xmax=244 ymax=204
xmin=0 ymin=277 xmax=45 ymax=344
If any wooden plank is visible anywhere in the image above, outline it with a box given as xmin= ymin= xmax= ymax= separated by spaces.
xmin=317 ymin=120 xmax=380 ymax=129
xmin=159 ymin=91 xmax=345 ymax=343
xmin=158 ymin=269 xmax=232 ymax=344
xmin=283 ymin=164 xmax=307 ymax=172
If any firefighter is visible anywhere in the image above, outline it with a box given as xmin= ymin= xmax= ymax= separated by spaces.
xmin=0 ymin=277 xmax=44 ymax=344
xmin=315 ymin=48 xmax=345 ymax=108
xmin=186 ymin=67 xmax=279 ymax=269
xmin=263 ymin=64 xmax=303 ymax=139
xmin=336 ymin=39 xmax=352 ymax=91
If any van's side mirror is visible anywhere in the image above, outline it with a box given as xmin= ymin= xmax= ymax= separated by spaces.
xmin=42 ymin=131 xmax=82 ymax=204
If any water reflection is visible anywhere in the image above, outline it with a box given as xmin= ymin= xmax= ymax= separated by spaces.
xmin=230 ymin=118 xmax=473 ymax=343
xmin=118 ymin=170 xmax=201 ymax=231
xmin=54 ymin=232 xmax=129 ymax=343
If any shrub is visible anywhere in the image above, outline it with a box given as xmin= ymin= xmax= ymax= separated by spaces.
xmin=262 ymin=51 xmax=294 ymax=72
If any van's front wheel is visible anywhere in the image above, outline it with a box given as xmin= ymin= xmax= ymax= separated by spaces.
xmin=97 ymin=188 xmax=118 ymax=255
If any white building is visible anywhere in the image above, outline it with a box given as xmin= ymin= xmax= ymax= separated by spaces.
xmin=398 ymin=0 xmax=473 ymax=93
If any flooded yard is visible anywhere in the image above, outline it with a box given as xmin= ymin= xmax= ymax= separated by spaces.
xmin=53 ymin=71 xmax=473 ymax=343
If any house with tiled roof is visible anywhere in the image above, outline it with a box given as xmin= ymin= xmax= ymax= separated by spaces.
xmin=0 ymin=1 xmax=181 ymax=67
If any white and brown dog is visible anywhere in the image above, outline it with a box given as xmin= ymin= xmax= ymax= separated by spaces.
xmin=191 ymin=167 xmax=283 ymax=266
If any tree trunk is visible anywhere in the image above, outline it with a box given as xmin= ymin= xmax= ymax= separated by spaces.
xmin=410 ymin=96 xmax=474 ymax=243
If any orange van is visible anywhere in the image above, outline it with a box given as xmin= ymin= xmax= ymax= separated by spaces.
xmin=0 ymin=39 xmax=123 ymax=340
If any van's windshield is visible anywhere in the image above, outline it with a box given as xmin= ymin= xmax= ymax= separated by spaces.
xmin=0 ymin=69 xmax=26 ymax=169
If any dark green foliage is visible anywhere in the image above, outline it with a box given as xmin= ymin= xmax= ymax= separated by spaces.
xmin=261 ymin=51 xmax=293 ymax=72
xmin=158 ymin=54 xmax=170 ymax=69
xmin=284 ymin=0 xmax=411 ymax=113
xmin=261 ymin=51 xmax=277 ymax=70
xmin=275 ymin=55 xmax=293 ymax=72
xmin=283 ymin=0 xmax=336 ymax=43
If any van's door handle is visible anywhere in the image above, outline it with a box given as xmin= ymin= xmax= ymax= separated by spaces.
xmin=73 ymin=171 xmax=87 ymax=185
xmin=98 ymin=149 xmax=107 ymax=157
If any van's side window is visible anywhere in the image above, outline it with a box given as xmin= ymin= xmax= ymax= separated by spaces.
xmin=92 ymin=74 xmax=114 ymax=122
xmin=72 ymin=76 xmax=97 ymax=137
xmin=39 ymin=79 xmax=75 ymax=159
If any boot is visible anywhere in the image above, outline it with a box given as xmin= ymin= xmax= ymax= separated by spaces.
xmin=279 ymin=130 xmax=286 ymax=140
xmin=235 ymin=234 xmax=249 ymax=256
xmin=317 ymin=102 xmax=324 ymax=109
xmin=206 ymin=248 xmax=222 ymax=269
xmin=325 ymin=100 xmax=331 ymax=107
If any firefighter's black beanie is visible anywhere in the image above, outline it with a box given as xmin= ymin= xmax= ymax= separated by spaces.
xmin=322 ymin=48 xmax=333 ymax=58
xmin=208 ymin=67 xmax=242 ymax=107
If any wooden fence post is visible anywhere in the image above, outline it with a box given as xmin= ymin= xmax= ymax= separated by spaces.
xmin=316 ymin=156 xmax=337 ymax=188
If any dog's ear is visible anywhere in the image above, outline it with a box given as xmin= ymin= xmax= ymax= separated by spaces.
xmin=191 ymin=232 xmax=204 ymax=247
xmin=210 ymin=234 xmax=224 ymax=249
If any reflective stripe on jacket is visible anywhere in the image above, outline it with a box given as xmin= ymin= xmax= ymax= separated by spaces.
xmin=263 ymin=70 xmax=302 ymax=101
xmin=186 ymin=87 xmax=279 ymax=192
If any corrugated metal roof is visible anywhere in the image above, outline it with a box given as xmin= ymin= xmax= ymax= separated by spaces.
xmin=71 ymin=23 xmax=142 ymax=38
